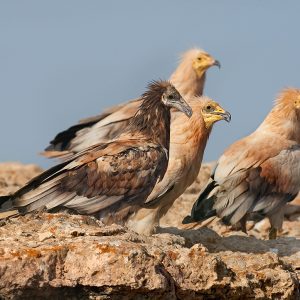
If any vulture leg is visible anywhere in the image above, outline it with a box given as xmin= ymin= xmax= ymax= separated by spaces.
xmin=268 ymin=208 xmax=284 ymax=239
xmin=126 ymin=207 xmax=159 ymax=235
xmin=239 ymin=214 xmax=248 ymax=234
xmin=230 ymin=215 xmax=248 ymax=234
xmin=269 ymin=227 xmax=277 ymax=240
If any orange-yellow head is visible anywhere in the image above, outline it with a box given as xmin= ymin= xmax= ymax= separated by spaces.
xmin=183 ymin=48 xmax=221 ymax=77
xmin=200 ymin=100 xmax=231 ymax=128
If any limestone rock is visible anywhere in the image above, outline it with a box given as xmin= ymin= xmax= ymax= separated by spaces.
xmin=0 ymin=213 xmax=299 ymax=299
xmin=0 ymin=162 xmax=42 ymax=196
xmin=0 ymin=162 xmax=300 ymax=299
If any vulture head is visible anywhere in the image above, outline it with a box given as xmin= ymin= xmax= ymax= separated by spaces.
xmin=268 ymin=88 xmax=300 ymax=124
xmin=190 ymin=49 xmax=221 ymax=77
xmin=275 ymin=88 xmax=300 ymax=110
xmin=142 ymin=81 xmax=193 ymax=118
xmin=170 ymin=48 xmax=220 ymax=97
xmin=161 ymin=84 xmax=193 ymax=117
xmin=201 ymin=100 xmax=231 ymax=128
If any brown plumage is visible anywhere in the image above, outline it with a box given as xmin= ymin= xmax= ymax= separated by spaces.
xmin=0 ymin=81 xmax=192 ymax=222
xmin=42 ymin=48 xmax=220 ymax=159
xmin=183 ymin=88 xmax=300 ymax=239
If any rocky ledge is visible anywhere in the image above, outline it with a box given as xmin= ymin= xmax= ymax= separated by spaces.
xmin=0 ymin=162 xmax=299 ymax=299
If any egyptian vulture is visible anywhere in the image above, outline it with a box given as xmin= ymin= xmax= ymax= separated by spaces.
xmin=128 ymin=96 xmax=230 ymax=234
xmin=183 ymin=88 xmax=300 ymax=239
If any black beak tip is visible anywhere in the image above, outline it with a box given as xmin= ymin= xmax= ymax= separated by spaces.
xmin=225 ymin=112 xmax=231 ymax=123
xmin=213 ymin=60 xmax=221 ymax=69
xmin=186 ymin=108 xmax=193 ymax=118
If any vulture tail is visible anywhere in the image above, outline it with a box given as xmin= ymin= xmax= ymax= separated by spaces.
xmin=0 ymin=196 xmax=19 ymax=219
xmin=0 ymin=208 xmax=19 ymax=219
xmin=13 ymin=160 xmax=70 ymax=198
xmin=0 ymin=160 xmax=71 ymax=219
xmin=182 ymin=178 xmax=218 ymax=224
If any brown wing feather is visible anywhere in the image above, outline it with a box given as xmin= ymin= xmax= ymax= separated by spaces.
xmin=12 ymin=140 xmax=168 ymax=222
xmin=218 ymin=145 xmax=300 ymax=223
xmin=191 ymin=136 xmax=300 ymax=226
xmin=258 ymin=145 xmax=300 ymax=195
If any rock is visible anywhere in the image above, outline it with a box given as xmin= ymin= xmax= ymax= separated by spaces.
xmin=37 ymin=231 xmax=54 ymax=242
xmin=0 ymin=162 xmax=42 ymax=196
xmin=0 ymin=213 xmax=299 ymax=299
xmin=0 ymin=162 xmax=300 ymax=299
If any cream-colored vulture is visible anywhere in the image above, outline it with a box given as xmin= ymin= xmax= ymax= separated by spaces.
xmin=183 ymin=88 xmax=300 ymax=239
xmin=0 ymin=81 xmax=193 ymax=221
xmin=42 ymin=48 xmax=220 ymax=159
xmin=127 ymin=97 xmax=230 ymax=234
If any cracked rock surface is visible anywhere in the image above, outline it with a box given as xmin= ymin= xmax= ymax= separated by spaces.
xmin=0 ymin=162 xmax=299 ymax=299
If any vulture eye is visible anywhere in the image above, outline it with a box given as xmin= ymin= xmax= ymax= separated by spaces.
xmin=168 ymin=94 xmax=174 ymax=100
xmin=206 ymin=105 xmax=212 ymax=110
xmin=197 ymin=57 xmax=202 ymax=61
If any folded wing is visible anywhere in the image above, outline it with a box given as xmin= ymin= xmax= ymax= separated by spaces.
xmin=186 ymin=137 xmax=300 ymax=226
xmin=3 ymin=140 xmax=167 ymax=222
xmin=43 ymin=99 xmax=141 ymax=159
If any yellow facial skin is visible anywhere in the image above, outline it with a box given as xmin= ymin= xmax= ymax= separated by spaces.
xmin=192 ymin=53 xmax=220 ymax=77
xmin=202 ymin=101 xmax=231 ymax=128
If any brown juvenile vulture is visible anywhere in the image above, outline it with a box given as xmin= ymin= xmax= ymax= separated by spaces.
xmin=183 ymin=88 xmax=300 ymax=239
xmin=0 ymin=81 xmax=192 ymax=222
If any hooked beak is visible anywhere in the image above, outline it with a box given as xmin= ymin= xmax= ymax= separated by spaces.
xmin=171 ymin=97 xmax=193 ymax=118
xmin=214 ymin=110 xmax=231 ymax=122
xmin=213 ymin=59 xmax=221 ymax=69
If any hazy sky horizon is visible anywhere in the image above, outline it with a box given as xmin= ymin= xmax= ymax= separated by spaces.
xmin=1 ymin=1 xmax=300 ymax=168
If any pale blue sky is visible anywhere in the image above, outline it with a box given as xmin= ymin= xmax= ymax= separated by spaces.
xmin=1 ymin=1 xmax=300 ymax=168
